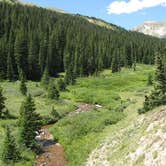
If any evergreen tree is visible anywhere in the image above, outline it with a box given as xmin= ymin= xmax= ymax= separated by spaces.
xmin=28 ymin=36 xmax=40 ymax=80
xmin=19 ymin=95 xmax=42 ymax=150
xmin=57 ymin=78 xmax=66 ymax=91
xmin=64 ymin=63 xmax=76 ymax=85
xmin=41 ymin=65 xmax=49 ymax=89
xmin=14 ymin=31 xmax=28 ymax=77
xmin=50 ymin=107 xmax=61 ymax=122
xmin=0 ymin=86 xmax=6 ymax=118
xmin=111 ymin=50 xmax=121 ymax=73
xmin=7 ymin=45 xmax=14 ymax=81
xmin=154 ymin=54 xmax=166 ymax=94
xmin=48 ymin=81 xmax=60 ymax=100
xmin=133 ymin=55 xmax=137 ymax=71
xmin=140 ymin=54 xmax=166 ymax=113
xmin=2 ymin=126 xmax=21 ymax=163
xmin=19 ymin=70 xmax=27 ymax=96
xmin=147 ymin=73 xmax=153 ymax=86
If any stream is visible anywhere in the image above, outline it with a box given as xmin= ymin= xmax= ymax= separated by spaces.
xmin=35 ymin=125 xmax=67 ymax=166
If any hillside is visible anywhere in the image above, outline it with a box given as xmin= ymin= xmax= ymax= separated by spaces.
xmin=0 ymin=1 xmax=165 ymax=82
xmin=133 ymin=21 xmax=166 ymax=38
xmin=87 ymin=102 xmax=166 ymax=165
xmin=81 ymin=16 xmax=123 ymax=31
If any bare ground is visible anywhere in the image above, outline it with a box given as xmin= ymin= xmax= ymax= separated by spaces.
xmin=35 ymin=125 xmax=67 ymax=166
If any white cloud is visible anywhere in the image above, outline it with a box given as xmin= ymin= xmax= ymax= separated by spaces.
xmin=107 ymin=0 xmax=166 ymax=15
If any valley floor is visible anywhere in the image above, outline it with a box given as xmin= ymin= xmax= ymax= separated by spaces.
xmin=1 ymin=64 xmax=165 ymax=166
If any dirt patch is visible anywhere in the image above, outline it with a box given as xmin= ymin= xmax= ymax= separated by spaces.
xmin=35 ymin=125 xmax=67 ymax=166
xmin=69 ymin=103 xmax=102 ymax=116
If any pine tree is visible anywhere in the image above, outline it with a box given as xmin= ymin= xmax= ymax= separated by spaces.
xmin=147 ymin=73 xmax=153 ymax=86
xmin=140 ymin=54 xmax=166 ymax=114
xmin=111 ymin=50 xmax=121 ymax=73
xmin=2 ymin=126 xmax=21 ymax=163
xmin=64 ymin=64 xmax=76 ymax=85
xmin=50 ymin=107 xmax=61 ymax=122
xmin=57 ymin=79 xmax=66 ymax=91
xmin=133 ymin=55 xmax=136 ymax=71
xmin=48 ymin=81 xmax=60 ymax=100
xmin=14 ymin=31 xmax=28 ymax=78
xmin=41 ymin=65 xmax=49 ymax=89
xmin=28 ymin=36 xmax=40 ymax=80
xmin=7 ymin=52 xmax=14 ymax=81
xmin=19 ymin=95 xmax=42 ymax=150
xmin=154 ymin=54 xmax=166 ymax=94
xmin=19 ymin=70 xmax=27 ymax=96
xmin=0 ymin=86 xmax=6 ymax=118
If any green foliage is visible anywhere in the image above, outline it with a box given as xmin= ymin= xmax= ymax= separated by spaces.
xmin=57 ymin=79 xmax=66 ymax=91
xmin=51 ymin=109 xmax=124 ymax=147
xmin=147 ymin=73 xmax=153 ymax=85
xmin=41 ymin=65 xmax=50 ymax=89
xmin=0 ymin=2 xmax=164 ymax=81
xmin=140 ymin=54 xmax=166 ymax=113
xmin=2 ymin=126 xmax=21 ymax=163
xmin=65 ymin=65 xmax=76 ymax=85
xmin=51 ymin=107 xmax=61 ymax=121
xmin=0 ymin=86 xmax=7 ymax=118
xmin=0 ymin=64 xmax=154 ymax=166
xmin=18 ymin=95 xmax=42 ymax=150
xmin=111 ymin=49 xmax=121 ymax=73
xmin=20 ymin=80 xmax=27 ymax=96
xmin=51 ymin=110 xmax=124 ymax=166
xmin=19 ymin=70 xmax=27 ymax=96
xmin=48 ymin=81 xmax=60 ymax=100
xmin=7 ymin=53 xmax=14 ymax=81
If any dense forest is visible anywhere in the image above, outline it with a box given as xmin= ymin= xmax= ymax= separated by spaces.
xmin=0 ymin=2 xmax=165 ymax=81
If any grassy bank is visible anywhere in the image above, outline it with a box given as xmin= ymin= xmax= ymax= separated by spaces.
xmin=51 ymin=64 xmax=154 ymax=166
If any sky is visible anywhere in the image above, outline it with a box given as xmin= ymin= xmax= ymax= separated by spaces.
xmin=21 ymin=0 xmax=166 ymax=30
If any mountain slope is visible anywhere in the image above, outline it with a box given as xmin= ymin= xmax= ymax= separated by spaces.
xmin=0 ymin=1 xmax=164 ymax=81
xmin=87 ymin=92 xmax=166 ymax=166
xmin=133 ymin=21 xmax=166 ymax=38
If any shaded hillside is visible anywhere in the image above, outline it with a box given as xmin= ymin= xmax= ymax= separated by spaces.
xmin=0 ymin=2 xmax=165 ymax=81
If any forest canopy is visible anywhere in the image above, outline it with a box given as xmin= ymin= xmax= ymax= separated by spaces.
xmin=0 ymin=2 xmax=165 ymax=81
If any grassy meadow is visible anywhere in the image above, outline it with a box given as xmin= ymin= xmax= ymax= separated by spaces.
xmin=0 ymin=64 xmax=154 ymax=166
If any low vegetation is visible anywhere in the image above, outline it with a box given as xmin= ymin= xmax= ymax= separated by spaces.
xmin=0 ymin=64 xmax=154 ymax=166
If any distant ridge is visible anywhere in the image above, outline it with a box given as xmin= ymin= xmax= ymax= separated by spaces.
xmin=133 ymin=21 xmax=166 ymax=38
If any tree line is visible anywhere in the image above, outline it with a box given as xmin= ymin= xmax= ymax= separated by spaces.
xmin=0 ymin=2 xmax=165 ymax=81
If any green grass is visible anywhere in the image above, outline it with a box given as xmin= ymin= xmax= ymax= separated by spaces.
xmin=50 ymin=64 xmax=154 ymax=166
xmin=0 ymin=64 xmax=154 ymax=166
xmin=0 ymin=81 xmax=76 ymax=166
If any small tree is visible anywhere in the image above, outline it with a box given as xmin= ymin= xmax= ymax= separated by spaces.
xmin=2 ymin=126 xmax=21 ymax=163
xmin=147 ymin=73 xmax=153 ymax=86
xmin=0 ymin=86 xmax=6 ymax=118
xmin=48 ymin=81 xmax=60 ymax=100
xmin=19 ymin=70 xmax=27 ymax=95
xmin=57 ymin=79 xmax=66 ymax=91
xmin=19 ymin=95 xmax=42 ymax=150
xmin=133 ymin=55 xmax=137 ymax=71
xmin=50 ymin=107 xmax=61 ymax=122
xmin=41 ymin=66 xmax=49 ymax=89
xmin=64 ymin=65 xmax=76 ymax=85
xmin=111 ymin=50 xmax=121 ymax=73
